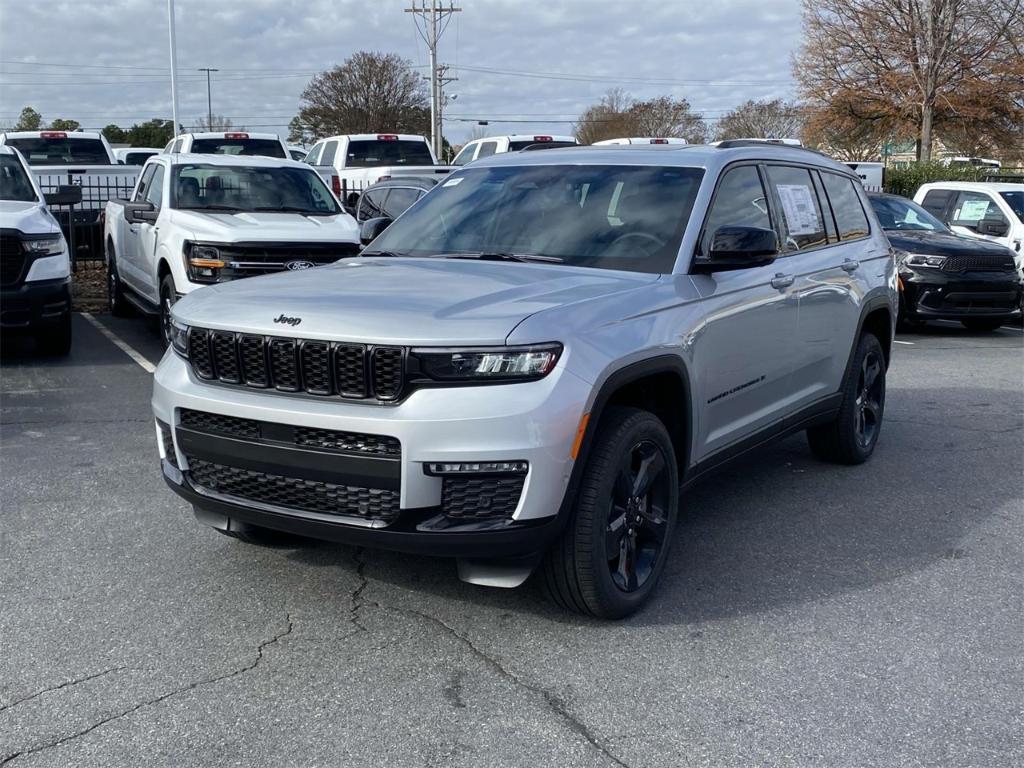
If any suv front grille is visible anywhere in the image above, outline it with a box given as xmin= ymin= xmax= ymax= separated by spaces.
xmin=180 ymin=409 xmax=260 ymax=440
xmin=942 ymin=254 xmax=1016 ymax=273
xmin=188 ymin=458 xmax=400 ymax=522
xmin=0 ymin=236 xmax=27 ymax=287
xmin=186 ymin=328 xmax=405 ymax=402
xmin=441 ymin=475 xmax=526 ymax=519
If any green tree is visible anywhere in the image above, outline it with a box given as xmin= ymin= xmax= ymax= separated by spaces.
xmin=102 ymin=124 xmax=129 ymax=144
xmin=126 ymin=119 xmax=175 ymax=147
xmin=49 ymin=118 xmax=81 ymax=132
xmin=14 ymin=106 xmax=43 ymax=131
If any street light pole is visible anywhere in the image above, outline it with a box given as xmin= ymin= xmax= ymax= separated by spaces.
xmin=198 ymin=68 xmax=219 ymax=129
xmin=167 ymin=0 xmax=180 ymax=137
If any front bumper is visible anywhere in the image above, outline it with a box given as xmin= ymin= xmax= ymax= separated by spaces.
xmin=900 ymin=268 xmax=1023 ymax=321
xmin=152 ymin=352 xmax=590 ymax=557
xmin=0 ymin=277 xmax=71 ymax=331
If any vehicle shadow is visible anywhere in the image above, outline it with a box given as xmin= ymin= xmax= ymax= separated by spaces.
xmin=279 ymin=383 xmax=1021 ymax=627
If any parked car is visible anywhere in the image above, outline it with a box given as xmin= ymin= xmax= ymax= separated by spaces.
xmin=0 ymin=130 xmax=138 ymax=258
xmin=452 ymin=135 xmax=578 ymax=166
xmin=0 ymin=145 xmax=79 ymax=354
xmin=303 ymin=133 xmax=452 ymax=208
xmin=354 ymin=176 xmax=440 ymax=223
xmin=287 ymin=146 xmax=309 ymax=162
xmin=593 ymin=137 xmax=688 ymax=145
xmin=869 ymin=193 xmax=1021 ymax=331
xmin=114 ymin=147 xmax=161 ymax=166
xmin=163 ymin=132 xmax=288 ymax=159
xmin=154 ymin=142 xmax=896 ymax=618
xmin=104 ymin=153 xmax=360 ymax=347
xmin=914 ymin=182 xmax=1024 ymax=278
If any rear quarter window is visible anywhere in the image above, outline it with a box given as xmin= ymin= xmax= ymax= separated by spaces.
xmin=821 ymin=172 xmax=870 ymax=241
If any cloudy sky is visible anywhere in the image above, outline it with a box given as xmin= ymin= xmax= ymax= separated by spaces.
xmin=0 ymin=0 xmax=802 ymax=145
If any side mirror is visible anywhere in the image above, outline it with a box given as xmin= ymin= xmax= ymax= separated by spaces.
xmin=694 ymin=226 xmax=778 ymax=272
xmin=44 ymin=185 xmax=82 ymax=207
xmin=123 ymin=201 xmax=158 ymax=224
xmin=977 ymin=219 xmax=1009 ymax=237
xmin=360 ymin=216 xmax=393 ymax=245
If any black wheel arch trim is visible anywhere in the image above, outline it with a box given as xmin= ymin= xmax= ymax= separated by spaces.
xmin=847 ymin=291 xmax=896 ymax=375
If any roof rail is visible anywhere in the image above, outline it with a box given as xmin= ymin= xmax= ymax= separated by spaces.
xmin=714 ymin=139 xmax=831 ymax=158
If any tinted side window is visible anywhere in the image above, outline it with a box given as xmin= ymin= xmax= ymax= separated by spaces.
xmin=382 ymin=187 xmax=421 ymax=219
xmin=475 ymin=141 xmax=498 ymax=159
xmin=134 ymin=164 xmax=156 ymax=202
xmin=700 ymin=165 xmax=772 ymax=256
xmin=452 ymin=144 xmax=475 ymax=166
xmin=811 ymin=171 xmax=838 ymax=242
xmin=145 ymin=165 xmax=165 ymax=208
xmin=920 ymin=189 xmax=955 ymax=220
xmin=304 ymin=143 xmax=323 ymax=165
xmin=358 ymin=189 xmax=387 ymax=221
xmin=950 ymin=191 xmax=1007 ymax=229
xmin=821 ymin=173 xmax=870 ymax=240
xmin=766 ymin=165 xmax=827 ymax=251
xmin=321 ymin=140 xmax=338 ymax=167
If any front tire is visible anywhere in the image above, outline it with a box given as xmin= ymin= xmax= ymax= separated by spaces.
xmin=158 ymin=273 xmax=177 ymax=349
xmin=107 ymin=242 xmax=130 ymax=317
xmin=807 ymin=332 xmax=886 ymax=464
xmin=960 ymin=318 xmax=1004 ymax=332
xmin=542 ymin=406 xmax=679 ymax=619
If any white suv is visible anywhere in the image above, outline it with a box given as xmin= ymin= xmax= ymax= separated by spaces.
xmin=451 ymin=134 xmax=578 ymax=166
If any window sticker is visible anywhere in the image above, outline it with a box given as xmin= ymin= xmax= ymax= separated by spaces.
xmin=957 ymin=199 xmax=990 ymax=221
xmin=442 ymin=177 xmax=464 ymax=187
xmin=776 ymin=183 xmax=821 ymax=236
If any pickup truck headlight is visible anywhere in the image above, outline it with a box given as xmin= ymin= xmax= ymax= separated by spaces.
xmin=412 ymin=343 xmax=561 ymax=382
xmin=23 ymin=234 xmax=65 ymax=256
xmin=184 ymin=243 xmax=226 ymax=283
xmin=169 ymin=319 xmax=189 ymax=358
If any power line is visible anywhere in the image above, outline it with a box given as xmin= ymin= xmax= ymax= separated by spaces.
xmin=453 ymin=64 xmax=792 ymax=87
xmin=406 ymin=1 xmax=461 ymax=158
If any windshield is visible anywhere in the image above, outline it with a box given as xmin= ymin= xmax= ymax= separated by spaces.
xmin=189 ymin=138 xmax=286 ymax=158
xmin=999 ymin=191 xmax=1023 ymax=223
xmin=364 ymin=164 xmax=704 ymax=274
xmin=508 ymin=140 xmax=577 ymax=152
xmin=124 ymin=151 xmax=158 ymax=165
xmin=346 ymin=139 xmax=434 ymax=167
xmin=869 ymin=195 xmax=949 ymax=232
xmin=171 ymin=164 xmax=341 ymax=215
xmin=5 ymin=137 xmax=110 ymax=166
xmin=0 ymin=154 xmax=38 ymax=202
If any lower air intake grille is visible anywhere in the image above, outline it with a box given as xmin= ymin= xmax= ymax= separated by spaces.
xmin=180 ymin=409 xmax=260 ymax=440
xmin=188 ymin=458 xmax=400 ymax=522
xmin=441 ymin=475 xmax=526 ymax=519
xmin=293 ymin=426 xmax=401 ymax=457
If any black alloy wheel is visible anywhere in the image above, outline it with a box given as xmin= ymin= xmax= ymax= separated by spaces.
xmin=854 ymin=349 xmax=884 ymax=450
xmin=607 ymin=439 xmax=671 ymax=592
xmin=159 ymin=273 xmax=177 ymax=349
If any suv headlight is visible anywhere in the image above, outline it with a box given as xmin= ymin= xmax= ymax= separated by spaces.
xmin=903 ymin=252 xmax=947 ymax=269
xmin=169 ymin=318 xmax=189 ymax=358
xmin=184 ymin=242 xmax=226 ymax=283
xmin=23 ymin=234 xmax=65 ymax=256
xmin=411 ymin=343 xmax=562 ymax=383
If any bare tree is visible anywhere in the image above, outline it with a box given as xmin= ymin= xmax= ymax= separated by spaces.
xmin=574 ymin=89 xmax=707 ymax=144
xmin=291 ymin=51 xmax=429 ymax=141
xmin=715 ymin=99 xmax=804 ymax=142
xmin=193 ymin=114 xmax=238 ymax=132
xmin=796 ymin=0 xmax=1023 ymax=161
xmin=573 ymin=88 xmax=635 ymax=145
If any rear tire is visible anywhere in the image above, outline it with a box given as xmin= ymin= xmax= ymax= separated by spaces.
xmin=541 ymin=406 xmax=678 ymax=619
xmin=107 ymin=243 xmax=130 ymax=317
xmin=35 ymin=312 xmax=72 ymax=356
xmin=960 ymin=318 xmax=1003 ymax=332
xmin=807 ymin=332 xmax=886 ymax=465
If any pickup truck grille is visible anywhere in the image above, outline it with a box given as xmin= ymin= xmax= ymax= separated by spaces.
xmin=187 ymin=328 xmax=406 ymax=402
xmin=213 ymin=243 xmax=361 ymax=278
xmin=941 ymin=254 xmax=1016 ymax=273
xmin=0 ymin=236 xmax=26 ymax=287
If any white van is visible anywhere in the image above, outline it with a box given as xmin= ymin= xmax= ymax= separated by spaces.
xmin=845 ymin=162 xmax=885 ymax=192
xmin=452 ymin=134 xmax=578 ymax=166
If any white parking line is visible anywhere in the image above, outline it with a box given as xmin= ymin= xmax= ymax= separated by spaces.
xmin=81 ymin=312 xmax=158 ymax=373
xmin=894 ymin=340 xmax=915 ymax=345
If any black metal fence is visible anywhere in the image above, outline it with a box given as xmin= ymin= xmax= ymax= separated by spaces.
xmin=34 ymin=171 xmax=138 ymax=267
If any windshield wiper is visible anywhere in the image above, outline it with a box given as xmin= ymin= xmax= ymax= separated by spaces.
xmin=361 ymin=250 xmax=407 ymax=258
xmin=429 ymin=251 xmax=564 ymax=263
xmin=251 ymin=206 xmax=329 ymax=214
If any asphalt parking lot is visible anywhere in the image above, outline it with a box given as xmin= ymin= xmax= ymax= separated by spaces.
xmin=1 ymin=313 xmax=1021 ymax=768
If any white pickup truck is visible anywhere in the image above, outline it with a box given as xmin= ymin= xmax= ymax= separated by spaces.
xmin=0 ymin=130 xmax=139 ymax=257
xmin=163 ymin=132 xmax=289 ymax=159
xmin=302 ymin=133 xmax=452 ymax=208
xmin=451 ymin=134 xmax=579 ymax=166
xmin=104 ymin=153 xmax=360 ymax=346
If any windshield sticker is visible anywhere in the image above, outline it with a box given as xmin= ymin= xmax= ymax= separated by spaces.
xmin=957 ymin=200 xmax=990 ymax=221
xmin=776 ymin=184 xmax=821 ymax=236
xmin=442 ymin=177 xmax=464 ymax=187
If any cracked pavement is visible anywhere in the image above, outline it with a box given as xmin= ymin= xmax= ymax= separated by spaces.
xmin=1 ymin=314 xmax=1022 ymax=767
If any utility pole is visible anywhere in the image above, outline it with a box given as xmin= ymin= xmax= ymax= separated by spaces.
xmin=198 ymin=68 xmax=219 ymax=129
xmin=167 ymin=0 xmax=180 ymax=137
xmin=405 ymin=0 xmax=461 ymax=159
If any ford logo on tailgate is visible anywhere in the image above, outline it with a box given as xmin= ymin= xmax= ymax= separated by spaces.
xmin=285 ymin=260 xmax=315 ymax=270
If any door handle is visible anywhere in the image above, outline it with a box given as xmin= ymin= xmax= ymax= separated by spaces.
xmin=841 ymin=259 xmax=860 ymax=273
xmin=770 ymin=273 xmax=794 ymax=290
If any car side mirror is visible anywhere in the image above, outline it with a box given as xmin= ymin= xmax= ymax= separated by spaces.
xmin=123 ymin=201 xmax=158 ymax=224
xmin=360 ymin=216 xmax=393 ymax=245
xmin=977 ymin=219 xmax=1009 ymax=237
xmin=44 ymin=185 xmax=82 ymax=207
xmin=693 ymin=225 xmax=778 ymax=272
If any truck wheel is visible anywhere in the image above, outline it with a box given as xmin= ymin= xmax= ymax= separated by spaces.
xmin=107 ymin=245 xmax=130 ymax=317
xmin=807 ymin=332 xmax=886 ymax=465
xmin=960 ymin=318 xmax=1003 ymax=332
xmin=36 ymin=312 xmax=72 ymax=356
xmin=158 ymin=274 xmax=177 ymax=348
xmin=541 ymin=406 xmax=678 ymax=619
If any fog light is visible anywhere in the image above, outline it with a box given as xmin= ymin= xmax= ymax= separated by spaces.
xmin=426 ymin=461 xmax=528 ymax=475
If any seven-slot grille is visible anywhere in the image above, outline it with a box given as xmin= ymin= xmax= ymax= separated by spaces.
xmin=187 ymin=328 xmax=405 ymax=401
xmin=941 ymin=253 xmax=1016 ymax=273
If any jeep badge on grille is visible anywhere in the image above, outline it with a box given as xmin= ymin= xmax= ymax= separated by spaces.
xmin=273 ymin=315 xmax=302 ymax=326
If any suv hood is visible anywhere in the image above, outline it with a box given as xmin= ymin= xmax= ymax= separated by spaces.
xmin=170 ymin=209 xmax=358 ymax=244
xmin=0 ymin=201 xmax=58 ymax=235
xmin=173 ymin=257 xmax=658 ymax=345
xmin=886 ymin=229 xmax=1014 ymax=258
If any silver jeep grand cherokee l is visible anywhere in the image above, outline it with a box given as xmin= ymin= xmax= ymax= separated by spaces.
xmin=153 ymin=142 xmax=897 ymax=618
